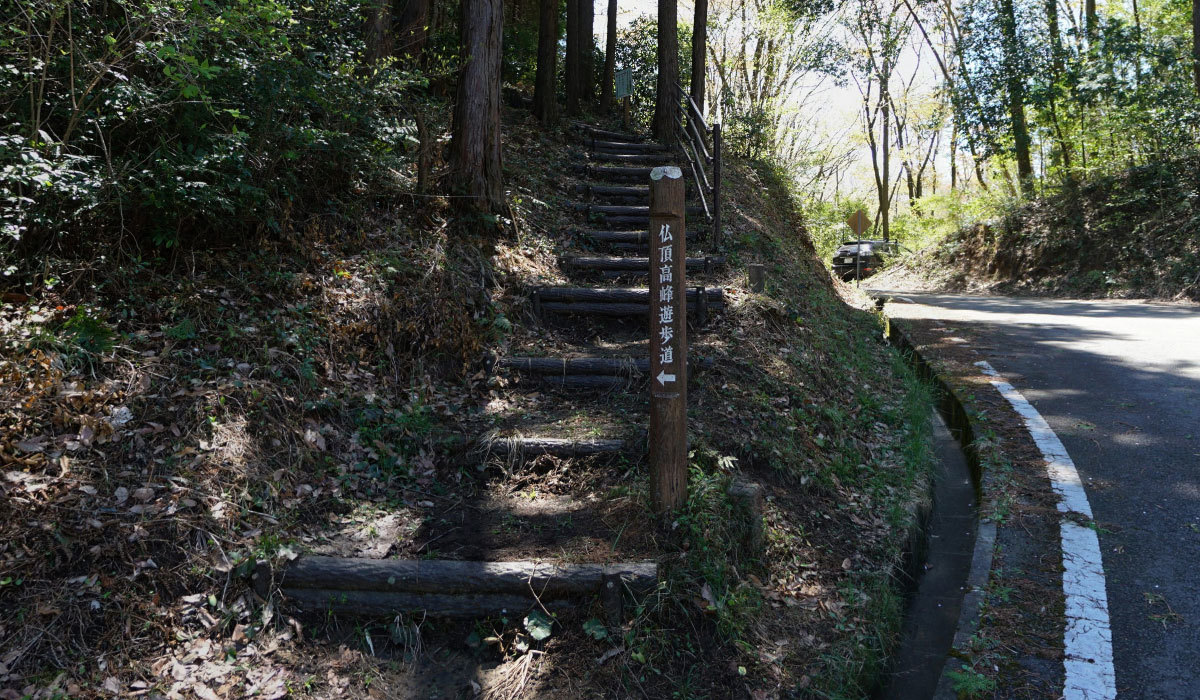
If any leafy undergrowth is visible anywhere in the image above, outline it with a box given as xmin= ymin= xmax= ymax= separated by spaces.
xmin=1 ymin=104 xmax=935 ymax=698
xmin=884 ymin=157 xmax=1200 ymax=300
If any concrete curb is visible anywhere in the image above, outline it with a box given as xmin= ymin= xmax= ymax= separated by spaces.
xmin=881 ymin=310 xmax=1000 ymax=699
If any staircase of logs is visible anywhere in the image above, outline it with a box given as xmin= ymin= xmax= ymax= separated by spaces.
xmin=253 ymin=119 xmax=724 ymax=628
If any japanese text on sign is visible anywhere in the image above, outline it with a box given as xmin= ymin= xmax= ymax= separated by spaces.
xmin=656 ymin=223 xmax=677 ymax=385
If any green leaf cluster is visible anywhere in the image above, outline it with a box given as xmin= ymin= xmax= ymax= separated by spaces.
xmin=1 ymin=0 xmax=426 ymax=255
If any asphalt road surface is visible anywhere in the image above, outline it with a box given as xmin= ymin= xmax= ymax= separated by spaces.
xmin=876 ymin=291 xmax=1200 ymax=699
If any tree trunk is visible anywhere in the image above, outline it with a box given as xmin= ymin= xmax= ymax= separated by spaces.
xmin=600 ymin=0 xmax=617 ymax=110
xmin=1085 ymin=0 xmax=1097 ymax=41
xmin=1046 ymin=0 xmax=1064 ymax=75
xmin=1194 ymin=0 xmax=1200 ymax=97
xmin=652 ymin=0 xmax=680 ymax=143
xmin=881 ymin=83 xmax=891 ymax=241
xmin=533 ymin=0 xmax=559 ymax=122
xmin=690 ymin=0 xmax=708 ymax=114
xmin=566 ymin=0 xmax=582 ymax=114
xmin=450 ymin=0 xmax=504 ymax=213
xmin=950 ymin=118 xmax=958 ymax=190
xmin=999 ymin=0 xmax=1033 ymax=193
xmin=581 ymin=0 xmax=595 ymax=104
xmin=1044 ymin=0 xmax=1073 ymax=177
xmin=364 ymin=0 xmax=395 ymax=64
xmin=395 ymin=0 xmax=431 ymax=63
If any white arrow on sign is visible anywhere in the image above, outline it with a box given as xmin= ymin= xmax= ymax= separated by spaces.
xmin=656 ymin=370 xmax=676 ymax=385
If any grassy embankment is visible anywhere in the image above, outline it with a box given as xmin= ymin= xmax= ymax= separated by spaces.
xmin=871 ymin=159 xmax=1200 ymax=300
xmin=1 ymin=102 xmax=937 ymax=698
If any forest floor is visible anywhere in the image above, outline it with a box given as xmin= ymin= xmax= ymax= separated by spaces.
xmin=2 ymin=103 xmax=938 ymax=699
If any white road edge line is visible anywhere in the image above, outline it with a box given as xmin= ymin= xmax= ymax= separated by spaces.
xmin=974 ymin=360 xmax=1116 ymax=700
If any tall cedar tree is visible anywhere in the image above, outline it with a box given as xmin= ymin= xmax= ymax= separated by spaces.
xmin=396 ymin=0 xmax=431 ymax=64
xmin=601 ymin=0 xmax=618 ymax=110
xmin=581 ymin=0 xmax=595 ymax=103
xmin=566 ymin=0 xmax=582 ymax=113
xmin=690 ymin=0 xmax=708 ymax=113
xmin=450 ymin=0 xmax=505 ymax=212
xmin=533 ymin=0 xmax=559 ymax=122
xmin=652 ymin=0 xmax=680 ymax=142
xmin=998 ymin=0 xmax=1033 ymax=192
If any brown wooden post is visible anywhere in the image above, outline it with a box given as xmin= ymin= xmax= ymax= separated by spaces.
xmin=648 ymin=166 xmax=688 ymax=514
xmin=712 ymin=123 xmax=722 ymax=247
xmin=748 ymin=264 xmax=765 ymax=293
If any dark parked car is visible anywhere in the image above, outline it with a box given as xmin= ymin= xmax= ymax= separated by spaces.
xmin=831 ymin=239 xmax=904 ymax=281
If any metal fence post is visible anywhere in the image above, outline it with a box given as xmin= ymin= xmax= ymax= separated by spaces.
xmin=712 ymin=123 xmax=722 ymax=248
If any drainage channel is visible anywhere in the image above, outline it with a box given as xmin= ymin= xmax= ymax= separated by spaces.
xmin=875 ymin=316 xmax=990 ymax=700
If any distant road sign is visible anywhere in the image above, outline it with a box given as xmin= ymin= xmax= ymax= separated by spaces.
xmin=615 ymin=68 xmax=633 ymax=100
xmin=846 ymin=209 xmax=869 ymax=238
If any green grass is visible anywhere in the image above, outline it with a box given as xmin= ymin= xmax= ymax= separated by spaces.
xmin=810 ymin=349 xmax=937 ymax=697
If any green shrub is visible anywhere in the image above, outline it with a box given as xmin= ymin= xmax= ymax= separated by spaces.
xmin=0 ymin=0 xmax=424 ymax=258
xmin=62 ymin=307 xmax=115 ymax=355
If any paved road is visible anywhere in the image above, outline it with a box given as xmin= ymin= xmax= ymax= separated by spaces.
xmin=876 ymin=291 xmax=1200 ymax=699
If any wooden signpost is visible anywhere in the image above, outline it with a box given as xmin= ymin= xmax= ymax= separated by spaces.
xmin=846 ymin=209 xmax=869 ymax=239
xmin=648 ymin=166 xmax=687 ymax=514
xmin=615 ymin=68 xmax=633 ymax=131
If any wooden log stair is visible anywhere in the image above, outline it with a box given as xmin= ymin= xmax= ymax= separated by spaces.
xmin=255 ymin=121 xmax=727 ymax=628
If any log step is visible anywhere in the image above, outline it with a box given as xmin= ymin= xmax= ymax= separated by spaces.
xmin=589 ymin=139 xmax=668 ymax=153
xmin=600 ymin=215 xmax=652 ymax=227
xmin=498 ymin=355 xmax=715 ymax=376
xmin=538 ymin=302 xmax=725 ymax=317
xmin=260 ymin=557 xmax=657 ymax=618
xmin=536 ymin=302 xmax=724 ymax=317
xmin=570 ymin=203 xmax=705 ymax=217
xmin=576 ymin=184 xmax=649 ymax=198
xmin=561 ymin=255 xmax=725 ymax=272
xmin=573 ymin=123 xmax=645 ymax=142
xmin=534 ymin=287 xmax=724 ymax=318
xmin=572 ymin=186 xmax=705 ymax=207
xmin=482 ymin=436 xmax=627 ymax=458
xmin=535 ymin=286 xmax=723 ymax=303
xmin=581 ymin=229 xmax=698 ymax=245
xmin=573 ymin=164 xmax=658 ymax=181
xmin=588 ymin=152 xmax=673 ymax=165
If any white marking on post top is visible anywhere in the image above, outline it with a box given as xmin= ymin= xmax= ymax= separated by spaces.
xmin=650 ymin=166 xmax=683 ymax=180
xmin=974 ymin=360 xmax=1116 ymax=700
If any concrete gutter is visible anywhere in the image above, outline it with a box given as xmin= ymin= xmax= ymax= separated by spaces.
xmin=877 ymin=306 xmax=999 ymax=699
